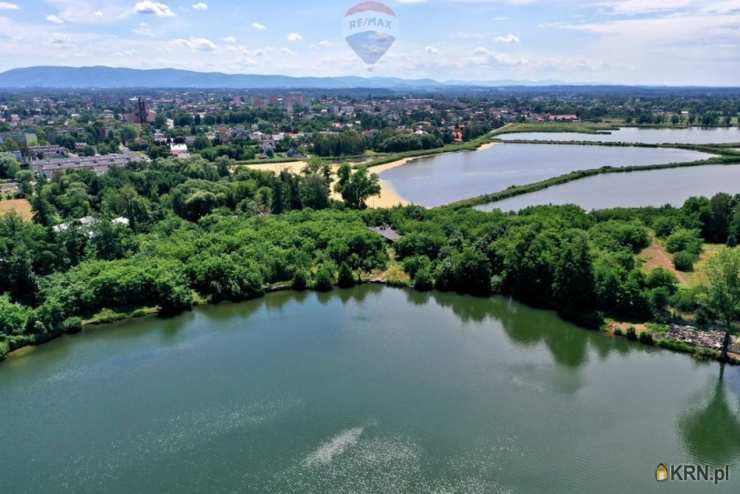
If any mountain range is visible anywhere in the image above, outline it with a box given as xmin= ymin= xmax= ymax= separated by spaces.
xmin=0 ymin=66 xmax=568 ymax=90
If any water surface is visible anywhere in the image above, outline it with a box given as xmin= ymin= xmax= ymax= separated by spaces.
xmin=2 ymin=287 xmax=739 ymax=493
xmin=478 ymin=165 xmax=740 ymax=212
xmin=497 ymin=127 xmax=740 ymax=145
xmin=380 ymin=143 xmax=713 ymax=207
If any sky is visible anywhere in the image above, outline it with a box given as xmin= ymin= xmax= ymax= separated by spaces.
xmin=0 ymin=0 xmax=738 ymax=85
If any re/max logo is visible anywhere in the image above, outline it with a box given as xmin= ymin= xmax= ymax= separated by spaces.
xmin=348 ymin=18 xmax=393 ymax=30
xmin=657 ymin=463 xmax=730 ymax=484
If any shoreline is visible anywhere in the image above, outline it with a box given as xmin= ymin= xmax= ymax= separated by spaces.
xmin=239 ymin=140 xmax=498 ymax=209
xmin=450 ymin=152 xmax=740 ymax=210
xmin=364 ymin=140 xmax=497 ymax=207
xmin=4 ymin=282 xmax=737 ymax=366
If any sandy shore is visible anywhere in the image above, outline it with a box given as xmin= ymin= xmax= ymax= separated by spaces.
xmin=366 ymin=179 xmax=410 ymax=208
xmin=243 ymin=159 xmax=410 ymax=209
xmin=242 ymin=161 xmax=308 ymax=175
xmin=239 ymin=141 xmax=496 ymax=209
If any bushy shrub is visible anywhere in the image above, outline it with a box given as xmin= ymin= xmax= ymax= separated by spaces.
xmin=646 ymin=268 xmax=678 ymax=294
xmin=402 ymin=256 xmax=431 ymax=278
xmin=649 ymin=287 xmax=672 ymax=320
xmin=671 ymin=288 xmax=699 ymax=312
xmin=313 ymin=266 xmax=334 ymax=292
xmin=62 ymin=317 xmax=83 ymax=334
xmin=626 ymin=327 xmax=638 ymax=341
xmin=434 ymin=248 xmax=491 ymax=295
xmin=653 ymin=217 xmax=679 ymax=238
xmin=413 ymin=266 xmax=434 ymax=292
xmin=673 ymin=251 xmax=697 ymax=272
xmin=337 ymin=263 xmax=355 ymax=288
xmin=0 ymin=295 xmax=32 ymax=337
xmin=666 ymin=229 xmax=702 ymax=255
xmin=638 ymin=331 xmax=654 ymax=346
xmin=292 ymin=270 xmax=308 ymax=291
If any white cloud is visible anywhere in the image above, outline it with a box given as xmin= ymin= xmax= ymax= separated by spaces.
xmin=251 ymin=22 xmax=266 ymax=31
xmin=222 ymin=35 xmax=237 ymax=44
xmin=192 ymin=2 xmax=208 ymax=11
xmin=287 ymin=32 xmax=303 ymax=42
xmin=704 ymin=0 xmax=740 ymax=14
xmin=595 ymin=0 xmax=694 ymax=15
xmin=0 ymin=2 xmax=19 ymax=10
xmin=425 ymin=45 xmax=439 ymax=54
xmin=495 ymin=33 xmax=520 ymax=44
xmin=280 ymin=47 xmax=296 ymax=56
xmin=43 ymin=0 xmax=128 ymax=25
xmin=555 ymin=13 xmax=740 ymax=43
xmin=133 ymin=22 xmax=153 ymax=37
xmin=473 ymin=46 xmax=491 ymax=56
xmin=172 ymin=37 xmax=216 ymax=51
xmin=46 ymin=14 xmax=65 ymax=24
xmin=317 ymin=40 xmax=332 ymax=48
xmin=134 ymin=1 xmax=175 ymax=17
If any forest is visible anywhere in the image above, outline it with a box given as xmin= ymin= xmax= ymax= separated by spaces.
xmin=1 ymin=155 xmax=739 ymax=361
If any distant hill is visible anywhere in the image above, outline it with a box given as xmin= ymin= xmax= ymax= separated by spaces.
xmin=0 ymin=66 xmax=447 ymax=90
xmin=2 ymin=66 xmax=735 ymax=92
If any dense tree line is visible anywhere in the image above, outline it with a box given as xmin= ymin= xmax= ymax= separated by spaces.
xmin=1 ymin=154 xmax=739 ymax=360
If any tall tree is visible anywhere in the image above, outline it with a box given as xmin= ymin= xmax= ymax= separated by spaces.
xmin=705 ymin=248 xmax=740 ymax=361
xmin=334 ymin=165 xmax=380 ymax=210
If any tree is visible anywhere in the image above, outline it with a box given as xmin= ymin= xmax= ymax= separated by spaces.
xmin=183 ymin=191 xmax=218 ymax=221
xmin=313 ymin=265 xmax=334 ymax=291
xmin=413 ymin=265 xmax=434 ymax=291
xmin=271 ymin=180 xmax=286 ymax=214
xmin=337 ymin=263 xmax=355 ymax=288
xmin=704 ymin=248 xmax=740 ymax=361
xmin=0 ymin=294 xmax=32 ymax=336
xmin=15 ymin=170 xmax=34 ymax=197
xmin=31 ymin=194 xmax=56 ymax=227
xmin=90 ymin=220 xmax=136 ymax=260
xmin=666 ymin=228 xmax=702 ymax=255
xmin=705 ymin=193 xmax=734 ymax=244
xmin=334 ymin=165 xmax=381 ymax=209
xmin=553 ymin=230 xmax=595 ymax=316
xmin=300 ymin=174 xmax=330 ymax=210
xmin=673 ymin=251 xmax=696 ymax=272
xmin=101 ymin=186 xmax=152 ymax=230
xmin=0 ymin=153 xmax=20 ymax=179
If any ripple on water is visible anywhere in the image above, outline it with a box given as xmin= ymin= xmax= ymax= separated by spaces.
xmin=265 ymin=429 xmax=521 ymax=494
xmin=54 ymin=398 xmax=303 ymax=489
xmin=303 ymin=427 xmax=365 ymax=467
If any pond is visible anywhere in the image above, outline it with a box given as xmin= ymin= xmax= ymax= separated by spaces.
xmin=2 ymin=286 xmax=739 ymax=493
xmin=477 ymin=165 xmax=740 ymax=212
xmin=379 ymin=143 xmax=714 ymax=207
xmin=497 ymin=127 xmax=740 ymax=145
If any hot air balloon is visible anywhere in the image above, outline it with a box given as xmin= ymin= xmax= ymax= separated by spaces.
xmin=343 ymin=2 xmax=398 ymax=70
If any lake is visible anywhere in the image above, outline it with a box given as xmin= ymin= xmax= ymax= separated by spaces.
xmin=2 ymin=286 xmax=739 ymax=493
xmin=379 ymin=143 xmax=713 ymax=207
xmin=477 ymin=165 xmax=740 ymax=212
xmin=497 ymin=127 xmax=740 ymax=145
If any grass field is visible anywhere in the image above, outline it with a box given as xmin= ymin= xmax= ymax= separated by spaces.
xmin=0 ymin=199 xmax=32 ymax=221
xmin=640 ymin=239 xmax=725 ymax=288
xmin=490 ymin=121 xmax=621 ymax=136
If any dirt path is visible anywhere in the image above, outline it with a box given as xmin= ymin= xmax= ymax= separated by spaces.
xmin=640 ymin=241 xmax=688 ymax=284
